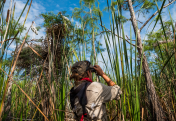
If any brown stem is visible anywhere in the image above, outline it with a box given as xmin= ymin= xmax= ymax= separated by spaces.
xmin=0 ymin=38 xmax=17 ymax=43
xmin=140 ymin=0 xmax=175 ymax=31
xmin=0 ymin=21 xmax=34 ymax=121
xmin=0 ymin=67 xmax=49 ymax=121
xmin=127 ymin=0 xmax=167 ymax=120
xmin=174 ymin=22 xmax=176 ymax=65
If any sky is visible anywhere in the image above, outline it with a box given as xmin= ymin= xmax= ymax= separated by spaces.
xmin=3 ymin=0 xmax=176 ymax=75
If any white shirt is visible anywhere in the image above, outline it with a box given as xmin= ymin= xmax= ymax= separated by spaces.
xmin=73 ymin=82 xmax=122 ymax=120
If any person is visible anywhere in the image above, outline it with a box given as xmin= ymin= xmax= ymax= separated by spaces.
xmin=70 ymin=60 xmax=122 ymax=121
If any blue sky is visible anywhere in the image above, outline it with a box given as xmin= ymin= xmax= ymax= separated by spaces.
xmin=3 ymin=0 xmax=176 ymax=73
xmin=4 ymin=0 xmax=175 ymax=43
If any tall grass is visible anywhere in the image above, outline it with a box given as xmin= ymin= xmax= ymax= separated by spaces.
xmin=0 ymin=0 xmax=176 ymax=121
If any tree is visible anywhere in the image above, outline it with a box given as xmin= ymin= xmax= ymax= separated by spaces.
xmin=72 ymin=0 xmax=104 ymax=64
xmin=102 ymin=0 xmax=175 ymax=120
xmin=126 ymin=0 xmax=175 ymax=120
xmin=145 ymin=20 xmax=175 ymax=73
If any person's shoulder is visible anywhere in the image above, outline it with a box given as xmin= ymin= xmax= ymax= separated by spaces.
xmin=90 ymin=82 xmax=105 ymax=87
xmin=87 ymin=82 xmax=104 ymax=92
xmin=89 ymin=82 xmax=121 ymax=91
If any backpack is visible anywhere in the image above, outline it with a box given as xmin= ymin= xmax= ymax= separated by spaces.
xmin=70 ymin=81 xmax=91 ymax=120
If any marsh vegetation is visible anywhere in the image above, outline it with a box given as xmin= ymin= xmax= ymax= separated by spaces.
xmin=0 ymin=0 xmax=176 ymax=121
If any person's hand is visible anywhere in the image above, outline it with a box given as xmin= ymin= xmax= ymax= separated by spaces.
xmin=93 ymin=65 xmax=104 ymax=76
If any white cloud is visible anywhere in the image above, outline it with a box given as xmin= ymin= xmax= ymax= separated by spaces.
xmin=69 ymin=7 xmax=74 ymax=11
xmin=75 ymin=21 xmax=81 ymax=28
xmin=6 ymin=49 xmax=12 ymax=55
xmin=56 ymin=4 xmax=59 ymax=7
xmin=72 ymin=4 xmax=77 ymax=6
xmin=100 ymin=0 xmax=105 ymax=3
xmin=170 ymin=4 xmax=176 ymax=21
xmin=4 ymin=0 xmax=46 ymax=56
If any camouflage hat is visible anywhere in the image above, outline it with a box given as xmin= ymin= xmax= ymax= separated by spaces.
xmin=71 ymin=60 xmax=95 ymax=75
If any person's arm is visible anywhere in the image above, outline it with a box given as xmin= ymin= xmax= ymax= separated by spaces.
xmin=93 ymin=65 xmax=115 ymax=86
xmin=101 ymin=73 xmax=115 ymax=86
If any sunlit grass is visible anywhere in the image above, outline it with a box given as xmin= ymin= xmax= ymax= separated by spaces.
xmin=0 ymin=0 xmax=176 ymax=121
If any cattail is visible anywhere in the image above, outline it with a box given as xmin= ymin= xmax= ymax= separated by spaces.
xmin=0 ymin=29 xmax=2 ymax=34
xmin=4 ymin=0 xmax=6 ymax=3
xmin=6 ymin=9 xmax=10 ymax=23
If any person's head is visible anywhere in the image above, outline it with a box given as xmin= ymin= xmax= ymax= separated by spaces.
xmin=70 ymin=60 xmax=95 ymax=82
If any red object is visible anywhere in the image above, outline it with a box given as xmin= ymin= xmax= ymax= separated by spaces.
xmin=79 ymin=78 xmax=92 ymax=121
xmin=80 ymin=113 xmax=87 ymax=121
xmin=80 ymin=78 xmax=93 ymax=82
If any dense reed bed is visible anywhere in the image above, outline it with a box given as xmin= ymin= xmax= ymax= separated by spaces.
xmin=0 ymin=0 xmax=176 ymax=121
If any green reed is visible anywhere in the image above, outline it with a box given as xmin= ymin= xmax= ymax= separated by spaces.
xmin=1 ymin=0 xmax=176 ymax=121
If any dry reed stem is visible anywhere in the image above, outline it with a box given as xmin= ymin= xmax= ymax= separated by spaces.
xmin=34 ymin=55 xmax=48 ymax=113
xmin=64 ymin=50 xmax=73 ymax=86
xmin=47 ymin=29 xmax=55 ymax=120
xmin=27 ymin=44 xmax=44 ymax=59
xmin=0 ymin=0 xmax=12 ymax=49
xmin=0 ymin=68 xmax=49 ymax=121
xmin=31 ymin=101 xmax=41 ymax=121
xmin=0 ymin=38 xmax=16 ymax=43
xmin=0 ymin=20 xmax=32 ymax=120
xmin=38 ymin=56 xmax=48 ymax=82
xmin=6 ymin=31 xmax=19 ymax=49
xmin=0 ymin=22 xmax=49 ymax=121
xmin=6 ymin=117 xmax=36 ymax=121
xmin=22 ymin=0 xmax=32 ymax=27
xmin=174 ymin=22 xmax=176 ymax=65
xmin=36 ymin=67 xmax=44 ymax=98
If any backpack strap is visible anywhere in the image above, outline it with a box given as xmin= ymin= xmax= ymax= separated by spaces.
xmin=70 ymin=81 xmax=91 ymax=120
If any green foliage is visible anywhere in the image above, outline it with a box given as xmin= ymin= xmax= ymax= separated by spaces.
xmin=72 ymin=0 xmax=104 ymax=62
xmin=1 ymin=0 xmax=176 ymax=121
xmin=40 ymin=11 xmax=67 ymax=28
xmin=145 ymin=20 xmax=175 ymax=72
